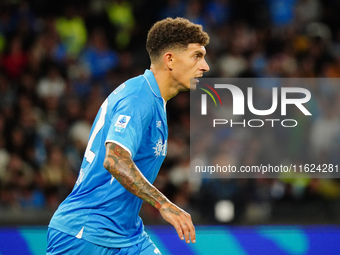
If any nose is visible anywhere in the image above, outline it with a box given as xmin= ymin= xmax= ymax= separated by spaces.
xmin=200 ymin=58 xmax=210 ymax=72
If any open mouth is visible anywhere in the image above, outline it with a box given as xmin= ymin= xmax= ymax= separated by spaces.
xmin=194 ymin=74 xmax=203 ymax=81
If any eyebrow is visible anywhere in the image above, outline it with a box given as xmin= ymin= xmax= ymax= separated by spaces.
xmin=192 ymin=51 xmax=205 ymax=56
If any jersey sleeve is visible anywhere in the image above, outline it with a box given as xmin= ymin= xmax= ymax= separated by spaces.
xmin=105 ymin=96 xmax=152 ymax=158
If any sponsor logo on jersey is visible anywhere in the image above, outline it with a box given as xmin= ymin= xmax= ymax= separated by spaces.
xmin=114 ymin=115 xmax=131 ymax=133
xmin=153 ymin=137 xmax=167 ymax=157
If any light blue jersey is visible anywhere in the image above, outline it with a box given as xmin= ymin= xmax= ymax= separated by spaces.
xmin=49 ymin=70 xmax=168 ymax=248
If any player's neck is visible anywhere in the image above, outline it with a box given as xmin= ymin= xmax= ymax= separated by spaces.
xmin=150 ymin=65 xmax=183 ymax=101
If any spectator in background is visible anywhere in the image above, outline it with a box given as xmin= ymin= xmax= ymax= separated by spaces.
xmin=55 ymin=5 xmax=87 ymax=59
xmin=41 ymin=18 xmax=69 ymax=64
xmin=68 ymin=65 xmax=92 ymax=99
xmin=267 ymin=0 xmax=296 ymax=28
xmin=17 ymin=71 xmax=38 ymax=103
xmin=310 ymin=98 xmax=340 ymax=160
xmin=295 ymin=0 xmax=321 ymax=28
xmin=0 ymin=32 xmax=5 ymax=54
xmin=79 ymin=29 xmax=118 ymax=81
xmin=2 ymin=154 xmax=35 ymax=206
xmin=40 ymin=146 xmax=76 ymax=201
xmin=106 ymin=0 xmax=135 ymax=49
xmin=2 ymin=36 xmax=27 ymax=80
xmin=0 ymin=113 xmax=9 ymax=185
xmin=160 ymin=0 xmax=186 ymax=20
xmin=0 ymin=70 xmax=15 ymax=112
xmin=204 ymin=0 xmax=230 ymax=28
xmin=185 ymin=0 xmax=205 ymax=27
xmin=36 ymin=64 xmax=66 ymax=99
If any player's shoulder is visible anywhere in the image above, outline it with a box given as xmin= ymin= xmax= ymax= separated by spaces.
xmin=107 ymin=75 xmax=154 ymax=115
xmin=111 ymin=74 xmax=153 ymax=99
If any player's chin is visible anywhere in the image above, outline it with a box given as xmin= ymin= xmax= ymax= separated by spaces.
xmin=189 ymin=78 xmax=200 ymax=91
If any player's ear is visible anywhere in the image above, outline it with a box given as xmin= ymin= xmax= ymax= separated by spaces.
xmin=163 ymin=52 xmax=174 ymax=71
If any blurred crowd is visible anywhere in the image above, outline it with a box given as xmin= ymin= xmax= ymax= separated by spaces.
xmin=0 ymin=0 xmax=340 ymax=225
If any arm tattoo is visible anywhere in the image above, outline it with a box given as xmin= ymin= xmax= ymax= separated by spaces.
xmin=103 ymin=142 xmax=166 ymax=209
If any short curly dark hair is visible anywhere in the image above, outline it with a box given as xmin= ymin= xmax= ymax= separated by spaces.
xmin=146 ymin=17 xmax=210 ymax=62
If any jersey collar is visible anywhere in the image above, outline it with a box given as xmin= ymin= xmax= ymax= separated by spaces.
xmin=143 ymin=69 xmax=162 ymax=98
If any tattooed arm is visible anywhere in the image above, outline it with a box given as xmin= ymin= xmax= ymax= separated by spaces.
xmin=103 ymin=142 xmax=196 ymax=243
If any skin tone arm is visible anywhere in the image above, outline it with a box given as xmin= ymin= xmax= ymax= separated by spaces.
xmin=103 ymin=142 xmax=196 ymax=243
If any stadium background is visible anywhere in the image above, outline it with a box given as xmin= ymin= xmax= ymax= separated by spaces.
xmin=0 ymin=0 xmax=340 ymax=254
